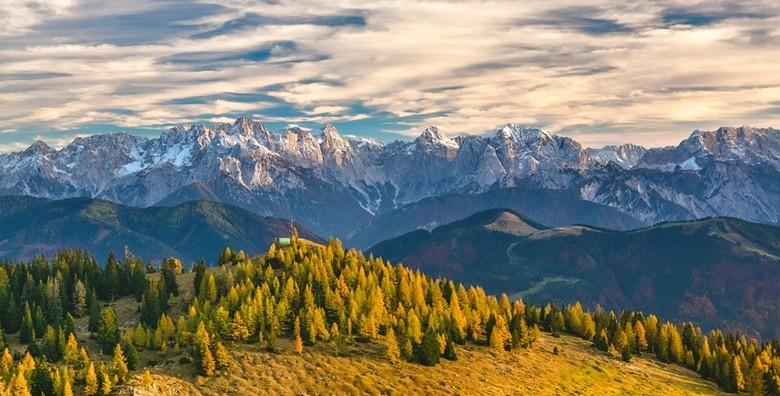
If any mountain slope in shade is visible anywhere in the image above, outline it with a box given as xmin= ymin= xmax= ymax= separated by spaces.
xmin=0 ymin=196 xmax=320 ymax=263
xmin=346 ymin=187 xmax=645 ymax=248
xmin=369 ymin=209 xmax=780 ymax=338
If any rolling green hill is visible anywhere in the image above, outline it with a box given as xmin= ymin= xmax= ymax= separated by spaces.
xmin=0 ymin=196 xmax=320 ymax=263
xmin=369 ymin=209 xmax=780 ymax=339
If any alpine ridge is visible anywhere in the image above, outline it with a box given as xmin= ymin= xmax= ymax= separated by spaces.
xmin=1 ymin=118 xmax=779 ymax=239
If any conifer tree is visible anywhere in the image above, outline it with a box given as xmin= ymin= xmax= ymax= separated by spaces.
xmin=97 ymin=307 xmax=120 ymax=353
xmin=748 ymin=357 xmax=765 ymax=396
xmin=294 ymin=316 xmax=304 ymax=354
xmin=731 ymin=356 xmax=745 ymax=393
xmin=443 ymin=337 xmax=458 ymax=361
xmin=200 ymin=347 xmax=216 ymax=376
xmin=489 ymin=314 xmax=510 ymax=352
xmin=20 ymin=303 xmax=35 ymax=343
xmin=621 ymin=345 xmax=633 ymax=362
xmin=0 ymin=348 xmax=12 ymax=382
xmin=385 ymin=328 xmax=400 ymax=364
xmin=73 ymin=280 xmax=88 ymax=318
xmin=63 ymin=333 xmax=79 ymax=365
xmin=112 ymin=343 xmax=129 ymax=383
xmin=230 ymin=312 xmax=250 ymax=342
xmin=214 ymin=341 xmax=230 ymax=372
xmin=416 ymin=327 xmax=441 ymax=366
xmin=9 ymin=370 xmax=32 ymax=396
xmin=100 ymin=371 xmax=112 ymax=396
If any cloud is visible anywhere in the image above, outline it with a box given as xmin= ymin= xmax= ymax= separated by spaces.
xmin=0 ymin=0 xmax=780 ymax=152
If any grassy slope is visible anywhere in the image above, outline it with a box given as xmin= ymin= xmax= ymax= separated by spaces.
xmin=21 ymin=266 xmax=721 ymax=396
xmin=125 ymin=334 xmax=725 ymax=396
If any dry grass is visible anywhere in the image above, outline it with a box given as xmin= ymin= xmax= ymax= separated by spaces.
xmin=125 ymin=333 xmax=726 ymax=396
xmin=6 ymin=266 xmax=724 ymax=396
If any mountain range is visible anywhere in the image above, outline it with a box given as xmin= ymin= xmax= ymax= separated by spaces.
xmin=369 ymin=209 xmax=780 ymax=339
xmin=0 ymin=196 xmax=319 ymax=263
xmin=2 ymin=118 xmax=779 ymax=243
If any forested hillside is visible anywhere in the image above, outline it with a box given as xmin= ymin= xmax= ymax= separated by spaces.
xmin=370 ymin=209 xmax=780 ymax=339
xmin=0 ymin=196 xmax=320 ymax=263
xmin=0 ymin=234 xmax=775 ymax=394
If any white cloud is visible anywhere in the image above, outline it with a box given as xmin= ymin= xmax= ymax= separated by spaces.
xmin=0 ymin=0 xmax=779 ymax=149
xmin=0 ymin=0 xmax=75 ymax=35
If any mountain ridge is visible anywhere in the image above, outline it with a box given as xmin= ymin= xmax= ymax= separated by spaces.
xmin=0 ymin=196 xmax=320 ymax=263
xmin=369 ymin=208 xmax=780 ymax=339
xmin=2 ymin=118 xmax=780 ymax=239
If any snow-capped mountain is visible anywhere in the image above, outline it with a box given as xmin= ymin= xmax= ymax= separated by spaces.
xmin=587 ymin=144 xmax=647 ymax=169
xmin=1 ymin=118 xmax=779 ymax=238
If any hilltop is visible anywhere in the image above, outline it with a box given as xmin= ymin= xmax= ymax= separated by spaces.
xmin=370 ymin=209 xmax=780 ymax=339
xmin=0 ymin=196 xmax=320 ymax=263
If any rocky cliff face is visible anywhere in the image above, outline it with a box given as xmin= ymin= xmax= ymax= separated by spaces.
xmin=1 ymin=118 xmax=779 ymax=237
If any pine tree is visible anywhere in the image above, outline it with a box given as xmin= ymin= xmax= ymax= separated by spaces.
xmin=100 ymin=371 xmax=112 ymax=396
xmin=161 ymin=258 xmax=181 ymax=296
xmin=594 ymin=329 xmax=610 ymax=352
xmin=97 ymin=307 xmax=120 ymax=353
xmin=731 ymin=356 xmax=745 ymax=393
xmin=9 ymin=371 xmax=32 ymax=396
xmin=621 ymin=345 xmax=633 ymax=362
xmin=88 ymin=291 xmax=101 ymax=333
xmin=122 ymin=339 xmax=139 ymax=370
xmin=488 ymin=314 xmax=510 ymax=352
xmin=230 ymin=312 xmax=250 ymax=342
xmin=20 ymin=303 xmax=35 ymax=343
xmin=416 ymin=327 xmax=441 ymax=366
xmin=385 ymin=328 xmax=400 ymax=364
xmin=443 ymin=337 xmax=458 ymax=361
xmin=214 ymin=341 xmax=230 ymax=372
xmin=633 ymin=320 xmax=648 ymax=352
xmin=62 ymin=376 xmax=74 ymax=396
xmin=0 ymin=348 xmax=12 ymax=381
xmin=71 ymin=279 xmax=87 ymax=318
xmin=194 ymin=259 xmax=207 ymax=294
xmin=200 ymin=347 xmax=216 ymax=376
xmin=294 ymin=316 xmax=304 ymax=354
xmin=748 ymin=357 xmax=765 ymax=396
xmin=63 ymin=333 xmax=80 ymax=364
xmin=111 ymin=343 xmax=129 ymax=383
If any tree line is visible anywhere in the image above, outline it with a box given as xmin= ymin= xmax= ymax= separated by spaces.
xmin=0 ymin=236 xmax=777 ymax=394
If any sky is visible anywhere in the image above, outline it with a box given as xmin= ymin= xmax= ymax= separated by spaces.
xmin=1 ymin=0 xmax=779 ymax=152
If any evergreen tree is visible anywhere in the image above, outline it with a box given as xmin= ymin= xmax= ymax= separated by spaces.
xmin=294 ymin=316 xmax=304 ymax=354
xmin=194 ymin=259 xmax=207 ymax=294
xmin=9 ymin=371 xmax=32 ymax=396
xmin=84 ymin=361 xmax=98 ymax=395
xmin=72 ymin=280 xmax=88 ymax=318
xmin=213 ymin=341 xmax=229 ymax=372
xmin=731 ymin=356 xmax=745 ymax=393
xmin=385 ymin=328 xmax=400 ymax=364
xmin=97 ymin=307 xmax=120 ymax=353
xmin=748 ymin=357 xmax=765 ymax=396
xmin=621 ymin=345 xmax=633 ymax=362
xmin=416 ymin=327 xmax=441 ymax=366
xmin=443 ymin=337 xmax=458 ymax=361
xmin=20 ymin=303 xmax=35 ymax=343
xmin=111 ymin=343 xmax=128 ymax=383
xmin=230 ymin=312 xmax=250 ymax=342
xmin=161 ymin=258 xmax=181 ymax=297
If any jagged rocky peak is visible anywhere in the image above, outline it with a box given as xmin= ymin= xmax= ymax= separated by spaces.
xmin=415 ymin=126 xmax=459 ymax=148
xmin=24 ymin=140 xmax=55 ymax=155
xmin=495 ymin=124 xmax=552 ymax=143
xmin=230 ymin=116 xmax=270 ymax=138
xmin=587 ymin=143 xmax=648 ymax=169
